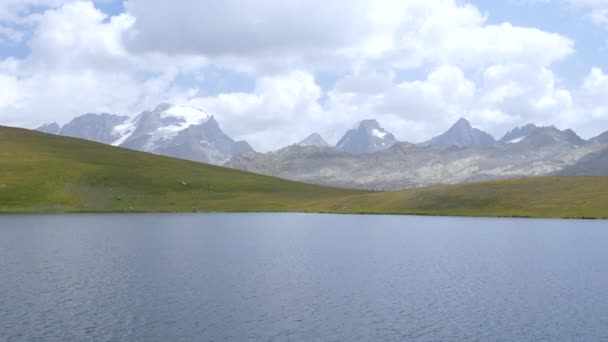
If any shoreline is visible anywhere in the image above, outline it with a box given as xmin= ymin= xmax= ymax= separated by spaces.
xmin=1 ymin=209 xmax=605 ymax=220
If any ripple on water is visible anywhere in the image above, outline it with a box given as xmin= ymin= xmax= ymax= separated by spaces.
xmin=1 ymin=214 xmax=608 ymax=341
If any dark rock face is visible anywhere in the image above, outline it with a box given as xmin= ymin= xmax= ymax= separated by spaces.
xmin=499 ymin=124 xmax=539 ymax=144
xmin=41 ymin=103 xmax=254 ymax=166
xmin=59 ymin=113 xmax=129 ymax=144
xmin=514 ymin=126 xmax=586 ymax=149
xmin=297 ymin=133 xmax=328 ymax=147
xmin=152 ymin=117 xmax=253 ymax=165
xmin=424 ymin=118 xmax=496 ymax=148
xmin=116 ymin=104 xmax=254 ymax=165
xmin=336 ymin=119 xmax=397 ymax=155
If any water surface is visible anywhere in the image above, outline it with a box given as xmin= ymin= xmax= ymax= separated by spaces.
xmin=1 ymin=214 xmax=607 ymax=341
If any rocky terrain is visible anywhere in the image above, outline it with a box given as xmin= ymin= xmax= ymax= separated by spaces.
xmin=422 ymin=118 xmax=496 ymax=148
xmin=38 ymin=110 xmax=608 ymax=190
xmin=38 ymin=103 xmax=253 ymax=165
xmin=336 ymin=119 xmax=397 ymax=154
xmin=297 ymin=133 xmax=329 ymax=147
xmin=228 ymin=120 xmax=608 ymax=190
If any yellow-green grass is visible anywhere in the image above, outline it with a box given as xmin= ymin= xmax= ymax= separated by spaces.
xmin=0 ymin=126 xmax=366 ymax=213
xmin=340 ymin=177 xmax=608 ymax=219
xmin=1 ymin=125 xmax=607 ymax=218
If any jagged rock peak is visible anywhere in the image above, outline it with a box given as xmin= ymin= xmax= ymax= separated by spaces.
xmin=424 ymin=117 xmax=496 ymax=148
xmin=500 ymin=123 xmax=539 ymax=144
xmin=336 ymin=119 xmax=397 ymax=155
xmin=297 ymin=133 xmax=329 ymax=147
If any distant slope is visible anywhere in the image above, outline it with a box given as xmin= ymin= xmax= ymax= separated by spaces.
xmin=557 ymin=146 xmax=608 ymax=176
xmin=341 ymin=177 xmax=608 ymax=219
xmin=1 ymin=126 xmax=607 ymax=218
xmin=0 ymin=126 xmax=364 ymax=213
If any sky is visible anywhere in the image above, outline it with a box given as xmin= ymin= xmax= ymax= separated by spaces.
xmin=0 ymin=0 xmax=608 ymax=151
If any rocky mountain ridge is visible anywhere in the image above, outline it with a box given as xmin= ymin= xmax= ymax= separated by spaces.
xmin=37 ymin=111 xmax=608 ymax=189
xmin=228 ymin=119 xmax=608 ymax=190
xmin=37 ymin=103 xmax=253 ymax=165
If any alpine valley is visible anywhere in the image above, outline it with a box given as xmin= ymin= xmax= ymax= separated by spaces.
xmin=38 ymin=104 xmax=608 ymax=190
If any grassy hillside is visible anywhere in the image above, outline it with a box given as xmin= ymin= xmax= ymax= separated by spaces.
xmin=1 ymin=125 xmax=607 ymax=218
xmin=341 ymin=177 xmax=608 ymax=219
xmin=0 ymin=126 xmax=365 ymax=213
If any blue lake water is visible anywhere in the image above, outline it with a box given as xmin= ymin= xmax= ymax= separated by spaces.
xmin=1 ymin=213 xmax=607 ymax=341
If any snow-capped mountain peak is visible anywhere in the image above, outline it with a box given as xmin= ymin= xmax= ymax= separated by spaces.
xmin=162 ymin=105 xmax=211 ymax=126
xmin=38 ymin=103 xmax=254 ymax=166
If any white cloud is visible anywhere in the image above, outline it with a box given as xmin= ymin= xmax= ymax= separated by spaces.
xmin=1 ymin=0 xmax=605 ymax=151
xmin=0 ymin=1 xmax=205 ymax=127
xmin=565 ymin=0 xmax=608 ymax=26
xmin=123 ymin=0 xmax=574 ymax=74
xmin=189 ymin=71 xmax=326 ymax=151
xmin=322 ymin=63 xmax=577 ymax=143
xmin=0 ymin=0 xmax=65 ymax=22
xmin=0 ymin=25 xmax=25 ymax=42
xmin=580 ymin=67 xmax=608 ymax=120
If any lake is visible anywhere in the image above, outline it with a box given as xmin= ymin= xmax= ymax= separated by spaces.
xmin=1 ymin=214 xmax=607 ymax=341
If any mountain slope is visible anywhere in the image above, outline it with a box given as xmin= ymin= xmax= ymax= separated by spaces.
xmin=515 ymin=126 xmax=586 ymax=148
xmin=36 ymin=122 xmax=60 ymax=135
xmin=424 ymin=118 xmax=496 ymax=148
xmin=590 ymin=130 xmax=608 ymax=143
xmin=297 ymin=133 xmax=328 ymax=147
xmin=0 ymin=126 xmax=362 ymax=213
xmin=37 ymin=104 xmax=254 ymax=165
xmin=228 ymin=137 xmax=606 ymax=190
xmin=557 ymin=146 xmax=608 ymax=176
xmin=1 ymin=126 xmax=607 ymax=218
xmin=58 ymin=113 xmax=129 ymax=144
xmin=499 ymin=123 xmax=539 ymax=144
xmin=340 ymin=176 xmax=608 ymax=218
xmin=336 ymin=119 xmax=397 ymax=154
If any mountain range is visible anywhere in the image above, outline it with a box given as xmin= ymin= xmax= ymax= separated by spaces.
xmin=38 ymin=103 xmax=253 ymax=165
xmin=227 ymin=119 xmax=608 ymax=190
xmin=37 ymin=105 xmax=608 ymax=190
xmin=6 ymin=124 xmax=608 ymax=218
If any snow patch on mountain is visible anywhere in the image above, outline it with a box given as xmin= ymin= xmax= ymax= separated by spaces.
xmin=372 ymin=129 xmax=388 ymax=139
xmin=111 ymin=122 xmax=136 ymax=146
xmin=336 ymin=119 xmax=398 ymax=155
xmin=507 ymin=136 xmax=526 ymax=144
xmin=151 ymin=106 xmax=212 ymax=144
xmin=163 ymin=106 xmax=210 ymax=125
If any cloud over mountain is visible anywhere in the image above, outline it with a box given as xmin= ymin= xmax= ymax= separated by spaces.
xmin=0 ymin=0 xmax=606 ymax=151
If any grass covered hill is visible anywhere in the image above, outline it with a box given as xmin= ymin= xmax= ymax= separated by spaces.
xmin=341 ymin=177 xmax=608 ymax=219
xmin=1 ymin=125 xmax=607 ymax=218
xmin=0 ymin=126 xmax=366 ymax=213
